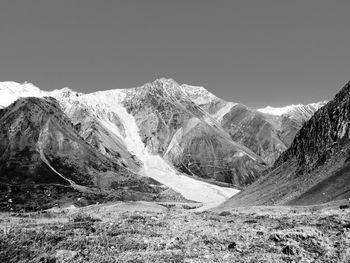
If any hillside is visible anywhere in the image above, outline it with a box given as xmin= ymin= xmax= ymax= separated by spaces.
xmin=219 ymin=81 xmax=350 ymax=209
xmin=0 ymin=97 xmax=186 ymax=211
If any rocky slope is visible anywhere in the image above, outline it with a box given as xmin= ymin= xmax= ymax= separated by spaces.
xmin=219 ymin=81 xmax=350 ymax=208
xmin=219 ymin=102 xmax=326 ymax=164
xmin=219 ymin=105 xmax=287 ymax=165
xmin=182 ymin=83 xmax=324 ymax=165
xmin=120 ymin=79 xmax=265 ymax=187
xmin=0 ymin=97 xmax=180 ymax=211
xmin=259 ymin=101 xmax=327 ymax=146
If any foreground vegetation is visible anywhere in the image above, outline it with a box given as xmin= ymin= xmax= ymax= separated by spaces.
xmin=0 ymin=201 xmax=350 ymax=262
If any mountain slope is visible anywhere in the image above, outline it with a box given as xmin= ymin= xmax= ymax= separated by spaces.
xmin=0 ymin=97 xmax=181 ymax=211
xmin=120 ymin=79 xmax=265 ymax=187
xmin=258 ymin=101 xmax=327 ymax=146
xmin=46 ymin=86 xmax=241 ymax=207
xmin=182 ymin=83 xmax=324 ymax=165
xmin=288 ymin=159 xmax=350 ymax=206
xmin=218 ymin=81 xmax=350 ymax=208
xmin=220 ymin=104 xmax=287 ymax=165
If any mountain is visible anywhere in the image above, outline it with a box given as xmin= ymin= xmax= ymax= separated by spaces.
xmin=120 ymin=79 xmax=266 ymax=186
xmin=0 ymin=80 xmax=323 ymax=181
xmin=257 ymin=102 xmax=327 ymax=117
xmin=218 ymin=81 xmax=350 ymax=209
xmin=0 ymin=97 xmax=186 ymax=211
xmin=0 ymin=81 xmax=44 ymax=107
xmin=192 ymin=89 xmax=325 ymax=165
xmin=219 ymin=105 xmax=287 ymax=165
xmin=258 ymin=101 xmax=327 ymax=147
xmin=0 ymin=81 xmax=244 ymax=209
xmin=0 ymin=79 xmax=324 ymax=210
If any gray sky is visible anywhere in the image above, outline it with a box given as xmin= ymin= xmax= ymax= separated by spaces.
xmin=0 ymin=0 xmax=349 ymax=108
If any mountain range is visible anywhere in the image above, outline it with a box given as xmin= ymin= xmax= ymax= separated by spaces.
xmin=219 ymin=81 xmax=350 ymax=209
xmin=0 ymin=79 xmax=327 ymax=210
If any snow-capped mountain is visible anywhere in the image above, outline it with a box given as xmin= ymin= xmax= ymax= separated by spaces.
xmin=0 ymin=81 xmax=46 ymax=107
xmin=0 ymin=81 xmax=82 ymax=107
xmin=258 ymin=102 xmax=327 ymax=118
xmin=0 ymin=78 xmax=326 ymax=209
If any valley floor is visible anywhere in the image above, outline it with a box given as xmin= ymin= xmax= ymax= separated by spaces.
xmin=1 ymin=201 xmax=350 ymax=262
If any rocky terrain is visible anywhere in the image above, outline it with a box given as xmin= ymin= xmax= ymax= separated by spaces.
xmin=221 ymin=81 xmax=350 ymax=208
xmin=1 ymin=200 xmax=349 ymax=263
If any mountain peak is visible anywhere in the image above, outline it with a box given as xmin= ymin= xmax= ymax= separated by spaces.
xmin=49 ymin=87 xmax=83 ymax=99
xmin=0 ymin=81 xmax=41 ymax=93
xmin=153 ymin=77 xmax=178 ymax=85
xmin=0 ymin=81 xmax=45 ymax=108
xmin=257 ymin=101 xmax=327 ymax=116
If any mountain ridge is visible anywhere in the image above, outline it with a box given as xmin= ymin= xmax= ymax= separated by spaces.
xmin=0 ymin=79 xmax=325 ymax=113
xmin=0 ymin=78 xmax=324 ymax=166
xmin=218 ymin=81 xmax=350 ymax=209
xmin=0 ymin=78 xmax=326 ymax=210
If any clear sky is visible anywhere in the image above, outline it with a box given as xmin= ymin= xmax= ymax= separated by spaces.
xmin=0 ymin=0 xmax=349 ymax=108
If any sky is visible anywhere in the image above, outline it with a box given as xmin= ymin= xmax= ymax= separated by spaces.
xmin=0 ymin=0 xmax=349 ymax=108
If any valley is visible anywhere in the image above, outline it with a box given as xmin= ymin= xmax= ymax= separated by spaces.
xmin=1 ymin=2 xmax=349 ymax=262
xmin=0 ymin=79 xmax=349 ymax=263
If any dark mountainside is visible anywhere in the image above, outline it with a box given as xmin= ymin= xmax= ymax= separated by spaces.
xmin=218 ymin=81 xmax=350 ymax=209
xmin=0 ymin=97 xmax=182 ymax=211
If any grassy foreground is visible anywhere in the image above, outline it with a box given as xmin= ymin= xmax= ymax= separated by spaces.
xmin=0 ymin=201 xmax=350 ymax=262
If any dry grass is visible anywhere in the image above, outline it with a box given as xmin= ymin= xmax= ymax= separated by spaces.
xmin=0 ymin=201 xmax=350 ymax=262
